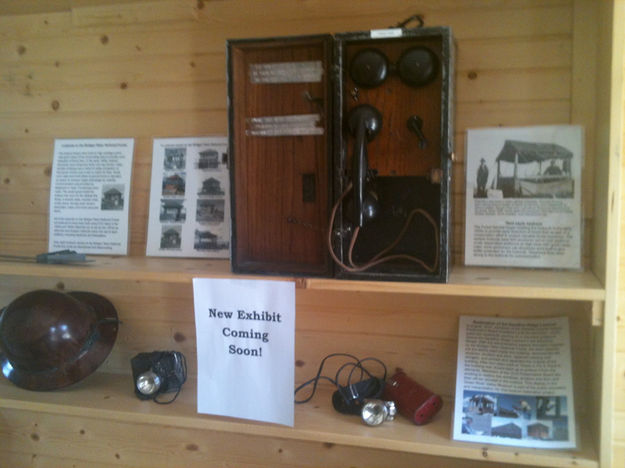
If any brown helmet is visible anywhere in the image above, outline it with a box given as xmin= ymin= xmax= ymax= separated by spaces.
xmin=0 ymin=289 xmax=118 ymax=391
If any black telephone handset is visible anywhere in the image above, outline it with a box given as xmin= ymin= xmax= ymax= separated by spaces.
xmin=347 ymin=104 xmax=382 ymax=227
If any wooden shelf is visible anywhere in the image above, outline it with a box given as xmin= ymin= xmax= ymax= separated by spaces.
xmin=0 ymin=256 xmax=605 ymax=302
xmin=0 ymin=372 xmax=598 ymax=468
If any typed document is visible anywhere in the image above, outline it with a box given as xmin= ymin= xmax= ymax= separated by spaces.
xmin=453 ymin=316 xmax=576 ymax=449
xmin=48 ymin=138 xmax=134 ymax=255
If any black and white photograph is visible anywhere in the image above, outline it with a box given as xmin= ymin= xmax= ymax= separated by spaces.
xmin=461 ymin=391 xmax=569 ymax=442
xmin=163 ymin=147 xmax=186 ymax=170
xmin=472 ymin=140 xmax=574 ymax=200
xmin=159 ymin=199 xmax=186 ymax=222
xmin=160 ymin=225 xmax=182 ymax=249
xmin=194 ymin=229 xmax=229 ymax=252
xmin=198 ymin=176 xmax=225 ymax=196
xmin=100 ymin=184 xmax=125 ymax=210
xmin=196 ymin=199 xmax=225 ymax=224
xmin=196 ymin=148 xmax=220 ymax=169
xmin=146 ymin=137 xmax=229 ymax=258
xmin=464 ymin=125 xmax=582 ymax=269
xmin=162 ymin=172 xmax=186 ymax=196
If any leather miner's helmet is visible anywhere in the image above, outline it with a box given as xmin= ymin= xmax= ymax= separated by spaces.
xmin=0 ymin=289 xmax=118 ymax=391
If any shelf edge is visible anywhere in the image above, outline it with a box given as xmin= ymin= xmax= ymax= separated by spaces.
xmin=0 ymin=259 xmax=606 ymax=302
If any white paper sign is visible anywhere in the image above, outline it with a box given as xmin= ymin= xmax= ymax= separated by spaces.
xmin=193 ymin=278 xmax=295 ymax=426
xmin=49 ymin=138 xmax=134 ymax=255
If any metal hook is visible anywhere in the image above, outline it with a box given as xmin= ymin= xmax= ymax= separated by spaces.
xmin=392 ymin=14 xmax=424 ymax=29
xmin=303 ymin=90 xmax=325 ymax=117
xmin=303 ymin=90 xmax=323 ymax=106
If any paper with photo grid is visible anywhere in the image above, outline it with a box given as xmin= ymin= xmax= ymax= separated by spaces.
xmin=146 ymin=137 xmax=230 ymax=258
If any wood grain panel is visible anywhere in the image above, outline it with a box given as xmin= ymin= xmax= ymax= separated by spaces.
xmin=0 ymin=449 xmax=135 ymax=468
xmin=0 ymin=3 xmax=573 ymax=59
xmin=0 ymin=53 xmax=226 ymax=90
xmin=0 ymin=110 xmax=228 ymax=139
xmin=0 ymin=38 xmax=568 ymax=96
xmin=614 ymin=444 xmax=625 ymax=468
xmin=0 ymin=0 xmax=616 ymax=466
xmin=0 ymin=408 xmax=532 ymax=468
xmin=617 ymin=15 xmax=625 ymax=462
xmin=456 ymin=36 xmax=572 ymax=71
xmin=0 ymin=70 xmax=570 ymax=114
xmin=456 ymin=68 xmax=571 ymax=103
xmin=0 ymin=82 xmax=227 ymax=113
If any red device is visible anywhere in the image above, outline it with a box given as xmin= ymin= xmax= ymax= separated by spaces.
xmin=382 ymin=368 xmax=443 ymax=425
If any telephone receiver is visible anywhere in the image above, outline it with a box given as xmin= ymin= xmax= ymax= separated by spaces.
xmin=347 ymin=104 xmax=382 ymax=227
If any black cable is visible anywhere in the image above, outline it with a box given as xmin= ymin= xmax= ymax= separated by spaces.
xmin=294 ymin=353 xmax=359 ymax=404
xmin=294 ymin=353 xmax=387 ymax=407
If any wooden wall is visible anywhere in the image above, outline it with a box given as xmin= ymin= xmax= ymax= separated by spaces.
xmin=616 ymin=7 xmax=625 ymax=464
xmin=0 ymin=0 xmax=622 ymax=467
xmin=0 ymin=0 xmax=590 ymax=264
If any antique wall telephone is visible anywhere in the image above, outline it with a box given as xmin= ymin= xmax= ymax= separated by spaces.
xmin=328 ymin=33 xmax=451 ymax=281
xmin=227 ymin=25 xmax=452 ymax=282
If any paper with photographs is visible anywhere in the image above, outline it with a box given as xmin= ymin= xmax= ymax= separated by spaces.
xmin=146 ymin=137 xmax=230 ymax=258
xmin=453 ymin=316 xmax=576 ymax=449
xmin=464 ymin=125 xmax=583 ymax=269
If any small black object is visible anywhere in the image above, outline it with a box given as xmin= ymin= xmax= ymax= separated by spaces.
xmin=332 ymin=376 xmax=385 ymax=415
xmin=397 ymin=46 xmax=437 ymax=87
xmin=294 ymin=353 xmax=387 ymax=417
xmin=392 ymin=14 xmax=425 ymax=29
xmin=349 ymin=48 xmax=388 ymax=88
xmin=0 ymin=250 xmax=91 ymax=264
xmin=407 ymin=115 xmax=428 ymax=149
xmin=131 ymin=351 xmax=187 ymax=404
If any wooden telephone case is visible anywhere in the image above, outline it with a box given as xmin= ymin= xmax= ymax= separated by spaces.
xmin=227 ymin=27 xmax=453 ymax=281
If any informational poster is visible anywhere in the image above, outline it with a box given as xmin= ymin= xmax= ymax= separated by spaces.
xmin=146 ymin=137 xmax=230 ymax=258
xmin=48 ymin=138 xmax=134 ymax=255
xmin=453 ymin=316 xmax=576 ymax=449
xmin=464 ymin=125 xmax=583 ymax=269
xmin=193 ymin=278 xmax=295 ymax=426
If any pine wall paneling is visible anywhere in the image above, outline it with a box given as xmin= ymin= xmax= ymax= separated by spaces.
xmin=0 ymin=1 xmax=622 ymax=467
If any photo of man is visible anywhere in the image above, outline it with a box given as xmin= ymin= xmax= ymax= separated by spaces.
xmin=476 ymin=158 xmax=489 ymax=198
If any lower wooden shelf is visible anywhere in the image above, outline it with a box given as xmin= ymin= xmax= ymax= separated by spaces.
xmin=0 ymin=372 xmax=598 ymax=467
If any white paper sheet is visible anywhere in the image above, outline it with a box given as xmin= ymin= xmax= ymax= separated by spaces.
xmin=464 ymin=125 xmax=583 ymax=269
xmin=48 ymin=138 xmax=134 ymax=255
xmin=193 ymin=278 xmax=295 ymax=426
xmin=146 ymin=137 xmax=230 ymax=258
xmin=453 ymin=316 xmax=576 ymax=449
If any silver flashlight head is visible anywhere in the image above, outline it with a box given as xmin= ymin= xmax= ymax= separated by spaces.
xmin=136 ymin=369 xmax=162 ymax=396
xmin=361 ymin=399 xmax=397 ymax=426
